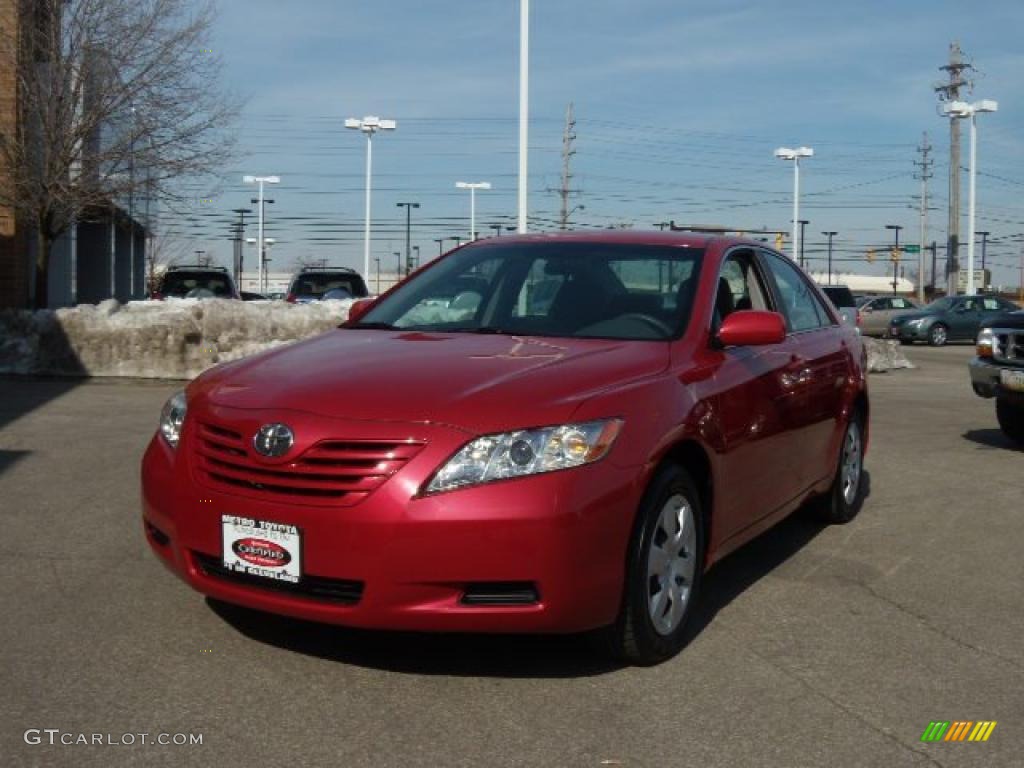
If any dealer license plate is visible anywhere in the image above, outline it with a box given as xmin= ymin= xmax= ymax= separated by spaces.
xmin=1000 ymin=369 xmax=1024 ymax=393
xmin=221 ymin=515 xmax=301 ymax=584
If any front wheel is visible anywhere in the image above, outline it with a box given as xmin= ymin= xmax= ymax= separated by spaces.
xmin=601 ymin=464 xmax=705 ymax=665
xmin=928 ymin=323 xmax=948 ymax=347
xmin=996 ymin=397 xmax=1024 ymax=446
xmin=812 ymin=414 xmax=865 ymax=524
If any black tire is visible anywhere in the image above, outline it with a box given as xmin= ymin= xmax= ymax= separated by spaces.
xmin=928 ymin=323 xmax=948 ymax=347
xmin=812 ymin=412 xmax=866 ymax=524
xmin=996 ymin=397 xmax=1024 ymax=446
xmin=601 ymin=464 xmax=705 ymax=665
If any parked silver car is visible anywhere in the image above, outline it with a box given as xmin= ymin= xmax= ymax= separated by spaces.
xmin=856 ymin=295 xmax=919 ymax=336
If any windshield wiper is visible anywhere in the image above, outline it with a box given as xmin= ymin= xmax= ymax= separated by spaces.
xmin=447 ymin=326 xmax=508 ymax=334
xmin=349 ymin=321 xmax=398 ymax=330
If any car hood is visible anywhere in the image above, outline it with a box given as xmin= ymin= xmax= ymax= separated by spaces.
xmin=981 ymin=311 xmax=1024 ymax=330
xmin=192 ymin=329 xmax=671 ymax=433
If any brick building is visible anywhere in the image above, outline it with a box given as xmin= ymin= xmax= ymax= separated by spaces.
xmin=0 ymin=0 xmax=146 ymax=309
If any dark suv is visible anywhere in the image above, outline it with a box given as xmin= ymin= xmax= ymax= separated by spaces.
xmin=152 ymin=266 xmax=239 ymax=300
xmin=286 ymin=267 xmax=369 ymax=303
xmin=970 ymin=309 xmax=1024 ymax=445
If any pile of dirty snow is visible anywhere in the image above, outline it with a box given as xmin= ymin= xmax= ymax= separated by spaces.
xmin=0 ymin=298 xmax=352 ymax=379
xmin=864 ymin=337 xmax=914 ymax=373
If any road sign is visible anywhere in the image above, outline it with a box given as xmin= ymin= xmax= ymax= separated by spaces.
xmin=903 ymin=244 xmax=920 ymax=254
xmin=958 ymin=269 xmax=990 ymax=291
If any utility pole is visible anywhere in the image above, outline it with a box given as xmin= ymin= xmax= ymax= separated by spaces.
xmin=1019 ymin=241 xmax=1024 ymax=303
xmin=558 ymin=102 xmax=579 ymax=229
xmin=489 ymin=224 xmax=504 ymax=237
xmin=914 ymin=132 xmax=933 ymax=303
xmin=396 ymin=202 xmax=419 ymax=277
xmin=936 ymin=42 xmax=973 ymax=296
xmin=194 ymin=250 xmax=206 ymax=267
xmin=230 ymin=208 xmax=251 ymax=285
xmin=928 ymin=241 xmax=938 ymax=297
xmin=655 ymin=222 xmax=670 ymax=231
xmin=886 ymin=224 xmax=903 ymax=295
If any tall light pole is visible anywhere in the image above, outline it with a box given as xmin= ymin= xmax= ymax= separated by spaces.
xmin=518 ymin=0 xmax=529 ymax=233
xmin=886 ymin=224 xmax=903 ymax=295
xmin=943 ymin=99 xmax=998 ymax=295
xmin=434 ymin=237 xmax=445 ymax=257
xmin=345 ymin=116 xmax=397 ymax=283
xmin=245 ymin=237 xmax=276 ymax=292
xmin=242 ymin=174 xmax=280 ymax=294
xmin=774 ymin=147 xmax=814 ymax=262
xmin=822 ymin=231 xmax=837 ymax=284
xmin=455 ymin=181 xmax=491 ymax=241
xmin=412 ymin=245 xmax=420 ymax=270
xmin=396 ymin=202 xmax=419 ymax=276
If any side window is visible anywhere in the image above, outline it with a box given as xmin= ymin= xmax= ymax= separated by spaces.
xmin=982 ymin=298 xmax=1002 ymax=311
xmin=761 ymin=253 xmax=828 ymax=332
xmin=717 ymin=251 xmax=771 ymax=324
xmin=891 ymin=298 xmax=908 ymax=309
xmin=874 ymin=298 xmax=892 ymax=310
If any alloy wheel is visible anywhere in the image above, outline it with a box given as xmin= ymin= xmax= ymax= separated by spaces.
xmin=841 ymin=421 xmax=862 ymax=506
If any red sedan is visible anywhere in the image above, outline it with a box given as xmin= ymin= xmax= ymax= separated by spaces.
xmin=142 ymin=232 xmax=868 ymax=664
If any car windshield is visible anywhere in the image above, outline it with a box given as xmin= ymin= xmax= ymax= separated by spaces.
xmin=292 ymin=273 xmax=368 ymax=298
xmin=161 ymin=271 xmax=233 ymax=298
xmin=355 ymin=242 xmax=704 ymax=341
xmin=925 ymin=297 xmax=955 ymax=311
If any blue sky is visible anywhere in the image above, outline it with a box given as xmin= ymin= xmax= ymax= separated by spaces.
xmin=169 ymin=0 xmax=1024 ymax=288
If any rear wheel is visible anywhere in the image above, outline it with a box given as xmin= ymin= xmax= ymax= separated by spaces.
xmin=602 ymin=464 xmax=704 ymax=665
xmin=812 ymin=413 xmax=865 ymax=524
xmin=996 ymin=397 xmax=1024 ymax=446
xmin=928 ymin=323 xmax=948 ymax=347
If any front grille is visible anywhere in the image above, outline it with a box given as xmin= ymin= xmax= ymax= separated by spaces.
xmin=192 ymin=551 xmax=364 ymax=604
xmin=193 ymin=421 xmax=425 ymax=506
xmin=992 ymin=329 xmax=1024 ymax=363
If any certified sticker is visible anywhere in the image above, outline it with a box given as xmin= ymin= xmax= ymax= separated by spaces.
xmin=221 ymin=515 xmax=301 ymax=583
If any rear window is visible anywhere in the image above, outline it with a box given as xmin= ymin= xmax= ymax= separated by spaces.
xmin=160 ymin=271 xmax=234 ymax=298
xmin=822 ymin=286 xmax=856 ymax=308
xmin=290 ymin=272 xmax=368 ymax=298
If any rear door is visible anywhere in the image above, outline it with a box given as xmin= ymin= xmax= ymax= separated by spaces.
xmin=950 ymin=298 xmax=982 ymax=339
xmin=861 ymin=297 xmax=890 ymax=335
xmin=759 ymin=250 xmax=850 ymax=489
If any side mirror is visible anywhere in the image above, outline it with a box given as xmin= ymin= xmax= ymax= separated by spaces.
xmin=346 ymin=298 xmax=375 ymax=324
xmin=717 ymin=310 xmax=787 ymax=347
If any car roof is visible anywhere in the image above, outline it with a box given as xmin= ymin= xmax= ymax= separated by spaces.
xmin=455 ymin=230 xmax=750 ymax=250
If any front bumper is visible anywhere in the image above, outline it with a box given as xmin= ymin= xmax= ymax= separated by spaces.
xmin=969 ymin=356 xmax=1024 ymax=399
xmin=890 ymin=323 xmax=928 ymax=341
xmin=141 ymin=414 xmax=646 ymax=634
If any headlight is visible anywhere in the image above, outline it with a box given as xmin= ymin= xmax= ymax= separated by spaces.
xmin=906 ymin=318 xmax=926 ymax=328
xmin=976 ymin=327 xmax=995 ymax=358
xmin=425 ymin=419 xmax=623 ymax=494
xmin=159 ymin=391 xmax=188 ymax=449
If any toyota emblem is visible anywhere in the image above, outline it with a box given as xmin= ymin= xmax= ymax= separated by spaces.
xmin=253 ymin=423 xmax=294 ymax=458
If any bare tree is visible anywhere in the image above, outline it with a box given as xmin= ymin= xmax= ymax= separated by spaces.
xmin=144 ymin=227 xmax=186 ymax=295
xmin=0 ymin=0 xmax=238 ymax=307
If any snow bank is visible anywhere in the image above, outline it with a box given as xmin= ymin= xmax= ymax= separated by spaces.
xmin=0 ymin=298 xmax=353 ymax=379
xmin=864 ymin=337 xmax=914 ymax=373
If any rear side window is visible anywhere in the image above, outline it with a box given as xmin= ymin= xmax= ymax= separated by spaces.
xmin=761 ymin=253 xmax=831 ymax=332
xmin=822 ymin=286 xmax=855 ymax=308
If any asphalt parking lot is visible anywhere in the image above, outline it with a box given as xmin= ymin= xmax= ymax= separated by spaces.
xmin=1 ymin=343 xmax=1021 ymax=768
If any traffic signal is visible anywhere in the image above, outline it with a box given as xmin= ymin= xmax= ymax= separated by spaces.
xmin=775 ymin=233 xmax=785 ymax=250
xmin=866 ymin=249 xmax=875 ymax=263
xmin=890 ymin=247 xmax=900 ymax=262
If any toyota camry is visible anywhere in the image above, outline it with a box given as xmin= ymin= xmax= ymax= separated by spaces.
xmin=142 ymin=232 xmax=869 ymax=664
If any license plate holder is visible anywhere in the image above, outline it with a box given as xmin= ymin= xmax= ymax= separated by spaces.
xmin=221 ymin=515 xmax=301 ymax=584
xmin=999 ymin=368 xmax=1024 ymax=393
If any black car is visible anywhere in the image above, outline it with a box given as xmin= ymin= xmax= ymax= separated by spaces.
xmin=152 ymin=265 xmax=239 ymax=300
xmin=969 ymin=310 xmax=1024 ymax=445
xmin=286 ymin=267 xmax=369 ymax=303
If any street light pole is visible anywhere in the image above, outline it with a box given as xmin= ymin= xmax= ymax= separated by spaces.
xmin=242 ymin=174 xmax=280 ymax=294
xmin=822 ymin=231 xmax=837 ymax=284
xmin=396 ymin=202 xmax=419 ymax=277
xmin=434 ymin=238 xmax=445 ymax=257
xmin=412 ymin=245 xmax=420 ymax=270
xmin=346 ymin=116 xmax=397 ymax=284
xmin=374 ymin=256 xmax=381 ymax=295
xmin=455 ymin=182 xmax=491 ymax=241
xmin=518 ymin=0 xmax=529 ymax=233
xmin=393 ymin=251 xmax=402 ymax=287
xmin=943 ymin=99 xmax=998 ymax=295
xmin=977 ymin=230 xmax=990 ymax=285
xmin=886 ymin=224 xmax=903 ymax=295
xmin=774 ymin=147 xmax=814 ymax=262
